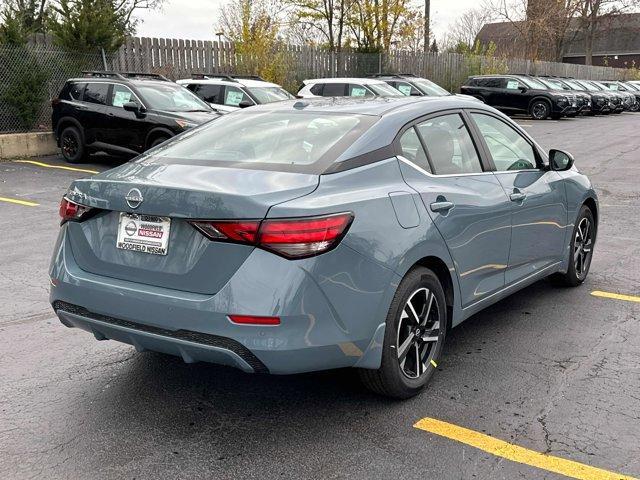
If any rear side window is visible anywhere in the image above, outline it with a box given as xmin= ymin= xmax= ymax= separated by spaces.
xmin=83 ymin=83 xmax=109 ymax=105
xmin=188 ymin=84 xmax=223 ymax=104
xmin=399 ymin=127 xmax=431 ymax=172
xmin=322 ymin=83 xmax=346 ymax=96
xmin=417 ymin=114 xmax=483 ymax=175
xmin=65 ymin=82 xmax=85 ymax=100
xmin=149 ymin=111 xmax=377 ymax=174
xmin=479 ymin=78 xmax=504 ymax=88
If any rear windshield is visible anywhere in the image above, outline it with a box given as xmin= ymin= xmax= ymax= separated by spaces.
xmin=148 ymin=111 xmax=377 ymax=173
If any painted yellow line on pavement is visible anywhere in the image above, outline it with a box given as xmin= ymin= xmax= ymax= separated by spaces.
xmin=13 ymin=159 xmax=98 ymax=175
xmin=414 ymin=417 xmax=637 ymax=480
xmin=591 ymin=291 xmax=640 ymax=303
xmin=0 ymin=196 xmax=39 ymax=207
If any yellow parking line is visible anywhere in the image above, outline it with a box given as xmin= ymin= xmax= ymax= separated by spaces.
xmin=13 ymin=159 xmax=98 ymax=175
xmin=0 ymin=196 xmax=39 ymax=207
xmin=414 ymin=417 xmax=637 ymax=480
xmin=591 ymin=291 xmax=640 ymax=303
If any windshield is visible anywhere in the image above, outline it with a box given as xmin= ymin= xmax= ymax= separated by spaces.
xmin=369 ymin=83 xmax=404 ymax=96
xmin=137 ymin=84 xmax=211 ymax=112
xmin=624 ymin=82 xmax=639 ymax=91
xmin=540 ymin=78 xmax=565 ymax=90
xmin=246 ymin=86 xmax=294 ymax=104
xmin=590 ymin=81 xmax=608 ymax=90
xmin=577 ymin=81 xmax=599 ymax=91
xmin=412 ymin=79 xmax=450 ymax=96
xmin=149 ymin=111 xmax=376 ymax=173
xmin=519 ymin=77 xmax=548 ymax=90
xmin=563 ymin=80 xmax=583 ymax=90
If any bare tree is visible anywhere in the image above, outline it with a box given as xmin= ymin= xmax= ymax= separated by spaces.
xmin=446 ymin=7 xmax=493 ymax=51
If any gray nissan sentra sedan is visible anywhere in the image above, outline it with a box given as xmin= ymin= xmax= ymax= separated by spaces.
xmin=50 ymin=96 xmax=598 ymax=398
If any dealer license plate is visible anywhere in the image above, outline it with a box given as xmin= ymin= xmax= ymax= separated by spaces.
xmin=116 ymin=213 xmax=171 ymax=256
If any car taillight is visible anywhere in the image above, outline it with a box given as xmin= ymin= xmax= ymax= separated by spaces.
xmin=228 ymin=314 xmax=280 ymax=326
xmin=59 ymin=197 xmax=93 ymax=224
xmin=189 ymin=212 xmax=353 ymax=259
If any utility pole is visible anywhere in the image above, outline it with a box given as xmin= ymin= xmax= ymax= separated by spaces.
xmin=424 ymin=0 xmax=430 ymax=54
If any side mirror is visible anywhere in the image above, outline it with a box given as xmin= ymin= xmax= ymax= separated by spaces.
xmin=238 ymin=100 xmax=253 ymax=109
xmin=123 ymin=102 xmax=145 ymax=117
xmin=409 ymin=90 xmax=422 ymax=96
xmin=518 ymin=86 xmax=528 ymax=93
xmin=549 ymin=149 xmax=574 ymax=171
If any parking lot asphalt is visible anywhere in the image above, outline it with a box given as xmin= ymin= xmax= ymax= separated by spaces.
xmin=1 ymin=114 xmax=639 ymax=480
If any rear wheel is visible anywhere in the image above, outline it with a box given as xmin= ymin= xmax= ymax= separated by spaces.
xmin=551 ymin=206 xmax=595 ymax=287
xmin=359 ymin=267 xmax=447 ymax=399
xmin=60 ymin=126 xmax=86 ymax=164
xmin=530 ymin=100 xmax=551 ymax=120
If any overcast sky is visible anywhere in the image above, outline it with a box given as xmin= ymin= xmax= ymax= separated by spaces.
xmin=136 ymin=0 xmax=479 ymax=42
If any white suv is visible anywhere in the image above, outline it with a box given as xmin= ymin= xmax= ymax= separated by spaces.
xmin=297 ymin=78 xmax=402 ymax=98
xmin=177 ymin=75 xmax=294 ymax=113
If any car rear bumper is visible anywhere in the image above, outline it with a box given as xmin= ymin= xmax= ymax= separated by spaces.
xmin=49 ymin=228 xmax=396 ymax=374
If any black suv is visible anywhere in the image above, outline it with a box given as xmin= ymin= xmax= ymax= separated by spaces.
xmin=461 ymin=74 xmax=577 ymax=120
xmin=52 ymin=71 xmax=217 ymax=163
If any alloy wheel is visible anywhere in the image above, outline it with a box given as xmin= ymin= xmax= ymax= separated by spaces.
xmin=532 ymin=103 xmax=548 ymax=120
xmin=574 ymin=217 xmax=594 ymax=280
xmin=396 ymin=287 xmax=441 ymax=379
xmin=62 ymin=132 xmax=78 ymax=158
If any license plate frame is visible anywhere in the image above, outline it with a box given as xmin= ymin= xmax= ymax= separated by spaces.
xmin=116 ymin=212 xmax=171 ymax=256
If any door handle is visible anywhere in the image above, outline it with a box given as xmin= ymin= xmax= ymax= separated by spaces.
xmin=430 ymin=201 xmax=454 ymax=213
xmin=510 ymin=192 xmax=526 ymax=202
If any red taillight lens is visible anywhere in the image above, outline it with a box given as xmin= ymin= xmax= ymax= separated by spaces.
xmin=190 ymin=220 xmax=260 ymax=243
xmin=259 ymin=213 xmax=353 ymax=258
xmin=189 ymin=213 xmax=353 ymax=259
xmin=229 ymin=314 xmax=281 ymax=325
xmin=59 ymin=197 xmax=93 ymax=224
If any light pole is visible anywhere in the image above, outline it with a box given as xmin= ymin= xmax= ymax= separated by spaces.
xmin=424 ymin=0 xmax=430 ymax=54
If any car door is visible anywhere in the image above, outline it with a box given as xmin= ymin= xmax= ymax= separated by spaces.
xmin=502 ymin=78 xmax=528 ymax=112
xmin=80 ymin=82 xmax=111 ymax=145
xmin=469 ymin=111 xmax=567 ymax=285
xmin=396 ymin=111 xmax=512 ymax=308
xmin=480 ymin=77 xmax=506 ymax=107
xmin=102 ymin=83 xmax=147 ymax=154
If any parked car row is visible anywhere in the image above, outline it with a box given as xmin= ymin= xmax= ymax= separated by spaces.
xmin=461 ymin=74 xmax=640 ymax=120
xmin=52 ymin=70 xmax=636 ymax=164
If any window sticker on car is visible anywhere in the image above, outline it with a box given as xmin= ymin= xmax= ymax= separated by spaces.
xmin=226 ymin=90 xmax=244 ymax=106
xmin=351 ymin=87 xmax=367 ymax=97
xmin=113 ymin=90 xmax=133 ymax=107
xmin=397 ymin=84 xmax=412 ymax=96
xmin=506 ymin=80 xmax=520 ymax=90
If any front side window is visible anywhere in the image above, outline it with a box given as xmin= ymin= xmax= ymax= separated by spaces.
xmin=110 ymin=84 xmax=139 ymax=108
xmin=188 ymin=84 xmax=223 ymax=104
xmin=83 ymin=83 xmax=109 ymax=105
xmin=520 ymin=77 xmax=547 ymax=90
xmin=149 ymin=112 xmax=376 ymax=173
xmin=506 ymin=79 xmax=524 ymax=90
xmin=348 ymin=84 xmax=374 ymax=97
xmin=224 ymin=86 xmax=253 ymax=107
xmin=368 ymin=83 xmax=403 ymax=96
xmin=472 ymin=113 xmax=537 ymax=171
xmin=399 ymin=127 xmax=430 ymax=172
xmin=417 ymin=114 xmax=483 ymax=175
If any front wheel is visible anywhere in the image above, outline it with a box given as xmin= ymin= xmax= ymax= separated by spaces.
xmin=359 ymin=267 xmax=447 ymax=399
xmin=551 ymin=206 xmax=595 ymax=287
xmin=530 ymin=100 xmax=551 ymax=120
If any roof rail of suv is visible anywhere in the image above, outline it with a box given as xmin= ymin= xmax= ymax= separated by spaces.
xmin=367 ymin=73 xmax=418 ymax=78
xmin=190 ymin=73 xmax=267 ymax=82
xmin=81 ymin=71 xmax=171 ymax=82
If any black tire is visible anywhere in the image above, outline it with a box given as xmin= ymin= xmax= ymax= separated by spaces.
xmin=59 ymin=126 xmax=86 ymax=164
xmin=359 ymin=267 xmax=447 ymax=399
xmin=148 ymin=135 xmax=170 ymax=149
xmin=530 ymin=100 xmax=551 ymax=120
xmin=551 ymin=205 xmax=595 ymax=287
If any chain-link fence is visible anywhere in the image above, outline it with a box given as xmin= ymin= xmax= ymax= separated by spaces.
xmin=0 ymin=40 xmax=635 ymax=133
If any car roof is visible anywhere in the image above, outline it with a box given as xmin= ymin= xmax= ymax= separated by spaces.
xmin=303 ymin=77 xmax=389 ymax=85
xmin=176 ymin=77 xmax=281 ymax=88
xmin=235 ymin=95 xmax=496 ymax=163
xmin=67 ymin=77 xmax=175 ymax=89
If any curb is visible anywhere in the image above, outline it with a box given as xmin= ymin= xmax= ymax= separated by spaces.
xmin=0 ymin=132 xmax=58 ymax=160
